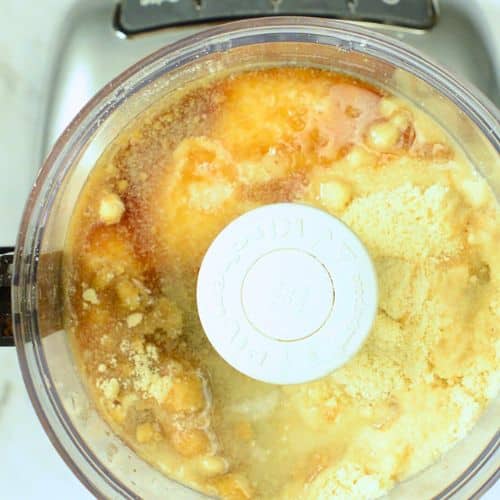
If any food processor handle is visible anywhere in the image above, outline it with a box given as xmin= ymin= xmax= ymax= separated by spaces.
xmin=0 ymin=247 xmax=14 ymax=347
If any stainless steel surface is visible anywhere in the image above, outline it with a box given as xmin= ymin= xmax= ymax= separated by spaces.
xmin=43 ymin=0 xmax=499 ymax=156
xmin=117 ymin=0 xmax=436 ymax=34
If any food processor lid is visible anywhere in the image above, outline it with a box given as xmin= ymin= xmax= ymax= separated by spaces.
xmin=196 ymin=203 xmax=378 ymax=384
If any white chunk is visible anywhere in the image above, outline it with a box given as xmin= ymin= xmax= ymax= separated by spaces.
xmin=367 ymin=120 xmax=400 ymax=151
xmin=82 ymin=287 xmax=99 ymax=305
xmin=196 ymin=456 xmax=228 ymax=477
xmin=319 ymin=180 xmax=352 ymax=212
xmin=99 ymin=193 xmax=125 ymax=225
xmin=345 ymin=146 xmax=376 ymax=168
xmin=379 ymin=97 xmax=400 ymax=117
xmin=97 ymin=378 xmax=120 ymax=400
xmin=126 ymin=312 xmax=143 ymax=328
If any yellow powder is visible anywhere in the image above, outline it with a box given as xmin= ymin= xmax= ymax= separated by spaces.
xmin=124 ymin=341 xmax=173 ymax=403
xmin=342 ymin=183 xmax=466 ymax=259
xmin=97 ymin=377 xmax=120 ymax=400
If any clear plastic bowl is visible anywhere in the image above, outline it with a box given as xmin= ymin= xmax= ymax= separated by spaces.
xmin=12 ymin=17 xmax=499 ymax=499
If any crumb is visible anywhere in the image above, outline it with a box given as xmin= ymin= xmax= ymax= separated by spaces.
xmin=99 ymin=193 xmax=125 ymax=225
xmin=97 ymin=378 xmax=120 ymax=400
xmin=82 ymin=287 xmax=99 ymax=305
xmin=127 ymin=313 xmax=143 ymax=328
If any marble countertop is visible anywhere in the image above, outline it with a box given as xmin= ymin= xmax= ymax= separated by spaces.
xmin=0 ymin=1 xmax=498 ymax=498
xmin=1 ymin=4 xmax=93 ymax=497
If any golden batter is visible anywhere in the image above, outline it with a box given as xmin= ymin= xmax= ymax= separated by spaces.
xmin=64 ymin=68 xmax=500 ymax=499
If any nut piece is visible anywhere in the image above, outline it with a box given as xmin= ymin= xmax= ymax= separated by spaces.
xmin=367 ymin=120 xmax=400 ymax=151
xmin=164 ymin=373 xmax=205 ymax=414
xmin=136 ymin=422 xmax=154 ymax=444
xmin=171 ymin=428 xmax=211 ymax=457
xmin=99 ymin=193 xmax=125 ymax=225
xmin=319 ymin=180 xmax=352 ymax=212
xmin=345 ymin=146 xmax=376 ymax=168
xmin=82 ymin=287 xmax=99 ymax=305
xmin=379 ymin=97 xmax=400 ymax=117
xmin=390 ymin=111 xmax=410 ymax=131
xmin=197 ymin=455 xmax=228 ymax=477
xmin=126 ymin=312 xmax=143 ymax=328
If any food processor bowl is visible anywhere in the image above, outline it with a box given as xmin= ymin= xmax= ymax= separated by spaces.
xmin=9 ymin=17 xmax=499 ymax=499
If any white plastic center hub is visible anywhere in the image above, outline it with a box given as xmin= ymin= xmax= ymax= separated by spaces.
xmin=196 ymin=203 xmax=377 ymax=385
xmin=241 ymin=249 xmax=334 ymax=342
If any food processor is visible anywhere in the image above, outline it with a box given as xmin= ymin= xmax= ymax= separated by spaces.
xmin=0 ymin=14 xmax=498 ymax=499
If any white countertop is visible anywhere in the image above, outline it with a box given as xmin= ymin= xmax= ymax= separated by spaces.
xmin=1 ymin=4 xmax=92 ymax=498
xmin=0 ymin=1 xmax=498 ymax=499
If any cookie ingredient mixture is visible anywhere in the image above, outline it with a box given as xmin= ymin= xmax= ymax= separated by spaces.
xmin=65 ymin=67 xmax=499 ymax=499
